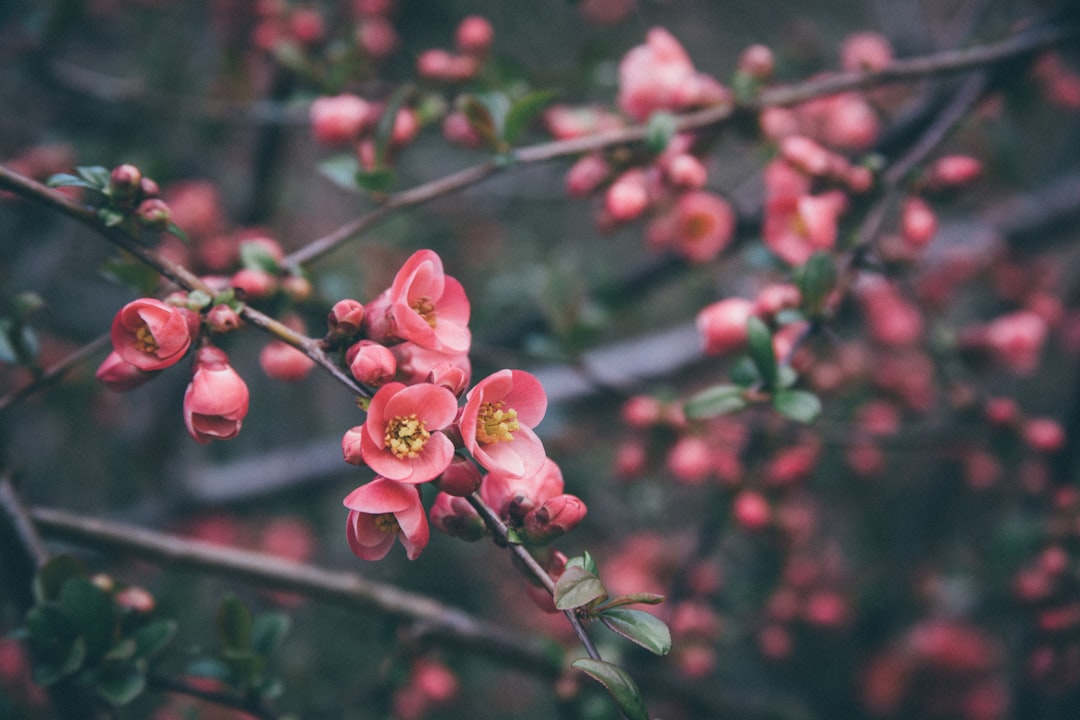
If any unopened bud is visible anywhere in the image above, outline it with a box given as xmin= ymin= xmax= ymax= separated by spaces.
xmin=436 ymin=455 xmax=482 ymax=496
xmin=328 ymin=299 xmax=366 ymax=337
xmin=136 ymin=198 xmax=171 ymax=229
xmin=347 ymin=340 xmax=397 ymax=387
xmin=522 ymin=494 xmax=587 ymax=544
xmin=109 ymin=164 xmax=142 ymax=202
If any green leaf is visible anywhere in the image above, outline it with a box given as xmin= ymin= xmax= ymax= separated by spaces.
xmin=217 ymin=594 xmax=251 ymax=655
xmin=572 ymin=658 xmax=650 ymax=720
xmin=565 ymin=551 xmax=598 ymax=575
xmin=166 ymin=221 xmax=190 ymax=244
xmin=772 ymin=389 xmax=822 ymax=424
xmin=47 ymin=172 xmax=95 ymax=190
xmin=554 ymin=566 xmax=607 ymax=611
xmin=25 ymin=605 xmax=84 ymax=684
xmin=76 ymin=166 xmax=111 ymax=189
xmin=777 ymin=364 xmax=798 ymax=389
xmin=503 ymin=89 xmax=557 ymax=144
xmin=729 ymin=356 xmax=761 ymax=387
xmin=599 ymin=608 xmax=672 ymax=656
xmin=645 ymin=111 xmax=677 ymax=154
xmin=132 ymin=619 xmax=177 ymax=661
xmin=595 ymin=592 xmax=665 ymax=611
xmin=684 ymin=384 xmax=747 ymax=419
xmin=354 ymin=167 xmax=396 ymax=193
xmin=98 ymin=208 xmax=127 ymax=227
xmin=59 ymin=578 xmax=115 ymax=661
xmin=99 ymin=256 xmax=162 ymax=296
xmin=746 ymin=316 xmax=778 ymax=390
xmin=94 ymin=660 xmax=146 ymax=706
xmin=796 ymin=252 xmax=836 ymax=317
xmin=318 ymin=153 xmax=363 ymax=191
xmin=460 ymin=94 xmax=505 ymax=150
xmin=251 ymin=613 xmax=290 ymax=658
xmin=239 ymin=241 xmax=281 ymax=274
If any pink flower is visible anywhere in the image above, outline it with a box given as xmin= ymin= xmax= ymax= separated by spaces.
xmin=347 ymin=340 xmax=397 ymax=387
xmin=364 ymin=250 xmax=471 ymax=354
xmin=359 ymin=382 xmax=459 ymax=483
xmin=480 ymin=457 xmax=566 ymax=523
xmin=763 ymin=192 xmax=845 ymax=266
xmin=649 ymin=191 xmax=736 ymax=263
xmin=110 ymin=298 xmax=193 ymax=371
xmin=183 ymin=346 xmax=250 ymax=443
xmin=95 ymin=351 xmax=156 ymax=392
xmin=389 ymin=341 xmax=471 ymax=392
xmin=309 ymin=94 xmax=374 ymax=146
xmin=344 ymin=477 xmax=429 ymax=560
xmin=460 ymin=369 xmax=547 ymax=478
xmin=696 ymin=297 xmax=755 ymax=356
xmin=618 ymin=28 xmax=725 ymax=120
xmin=259 ymin=340 xmax=315 ymax=382
xmin=430 ymin=491 xmax=486 ymax=541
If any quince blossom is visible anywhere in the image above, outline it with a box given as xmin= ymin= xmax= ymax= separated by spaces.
xmin=183 ymin=346 xmax=250 ymax=443
xmin=617 ymin=27 xmax=729 ymax=121
xmin=359 ymin=381 xmax=459 ymax=483
xmin=460 ymin=369 xmax=547 ymax=478
xmin=110 ymin=298 xmax=193 ymax=371
xmin=344 ymin=477 xmax=429 ymax=561
xmin=364 ymin=249 xmax=471 ymax=354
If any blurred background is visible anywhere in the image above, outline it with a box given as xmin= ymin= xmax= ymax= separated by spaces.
xmin=3 ymin=1 xmax=1080 ymax=718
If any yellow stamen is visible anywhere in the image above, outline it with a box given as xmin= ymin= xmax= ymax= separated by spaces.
xmin=384 ymin=414 xmax=431 ymax=459
xmin=133 ymin=324 xmax=159 ymax=354
xmin=476 ymin=401 xmax=519 ymax=444
xmin=411 ymin=296 xmax=437 ymax=328
xmin=374 ymin=513 xmax=400 ymax=535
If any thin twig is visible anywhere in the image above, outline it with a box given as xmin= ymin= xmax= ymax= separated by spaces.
xmin=28 ymin=504 xmax=561 ymax=679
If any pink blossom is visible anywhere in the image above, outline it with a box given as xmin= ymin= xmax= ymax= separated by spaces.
xmin=110 ymin=298 xmax=193 ymax=371
xmin=363 ymin=249 xmax=471 ymax=354
xmin=430 ymin=491 xmax=486 ymax=541
xmin=460 ymin=369 xmax=547 ymax=478
xmin=565 ymin=153 xmax=611 ymax=197
xmin=522 ymin=493 xmax=588 ymax=544
xmin=901 ymin=196 xmax=937 ymax=248
xmin=696 ymin=297 xmax=755 ymax=355
xmin=605 ymin=168 xmax=651 ymax=221
xmin=455 ymin=15 xmax=493 ymax=56
xmin=654 ymin=190 xmax=736 ymax=263
xmin=309 ymin=94 xmax=374 ymax=146
xmin=436 ymin=454 xmax=483 ymax=496
xmin=984 ymin=310 xmax=1048 ymax=375
xmin=480 ymin=457 xmax=565 ymax=523
xmin=344 ymin=477 xmax=429 ymax=560
xmin=390 ymin=341 xmax=471 ymax=392
xmin=544 ymin=104 xmax=624 ymax=140
xmin=183 ymin=346 xmax=250 ymax=443
xmin=763 ymin=192 xmax=845 ymax=266
xmin=259 ymin=340 xmax=315 ymax=382
xmin=840 ymin=31 xmax=894 ymax=72
xmin=359 ymin=381 xmax=459 ymax=483
xmin=356 ymin=15 xmax=398 ymax=58
xmin=327 ymin=299 xmax=365 ymax=337
xmin=618 ymin=27 xmax=727 ymax=120
xmin=347 ymin=340 xmax=397 ymax=387
xmin=95 ymin=351 xmax=157 ymax=392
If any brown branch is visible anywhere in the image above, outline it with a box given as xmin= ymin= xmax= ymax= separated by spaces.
xmin=27 ymin=504 xmax=561 ymax=680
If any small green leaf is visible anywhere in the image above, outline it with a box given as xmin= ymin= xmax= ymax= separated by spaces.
xmin=166 ymin=222 xmax=190 ymax=244
xmin=645 ymin=111 xmax=677 ymax=154
xmin=746 ymin=316 xmax=778 ymax=389
xmin=565 ymin=551 xmax=598 ymax=575
xmin=354 ymin=167 xmax=396 ymax=193
xmin=132 ymin=619 xmax=177 ymax=661
xmin=460 ymin=94 xmax=504 ymax=150
xmin=217 ymin=594 xmax=251 ymax=655
xmin=98 ymin=208 xmax=127 ymax=227
xmin=47 ymin=172 xmax=94 ymax=190
xmin=572 ymin=658 xmax=650 ymax=720
xmin=554 ymin=566 xmax=608 ymax=610
xmin=599 ymin=608 xmax=672 ymax=656
xmin=104 ymin=638 xmax=137 ymax=662
xmin=94 ymin=660 xmax=146 ymax=706
xmin=772 ymin=389 xmax=822 ymax=424
xmin=503 ymin=89 xmax=557 ymax=144
xmin=25 ymin=605 xmax=84 ymax=684
xmin=76 ymin=166 xmax=111 ymax=189
xmin=595 ymin=592 xmax=665 ymax=611
xmin=729 ymin=356 xmax=761 ymax=387
xmin=59 ymin=578 xmax=115 ymax=661
xmin=777 ymin=364 xmax=798 ymax=389
xmin=796 ymin=252 xmax=836 ymax=317
xmin=239 ymin=241 xmax=281 ymax=274
xmin=251 ymin=613 xmax=290 ymax=658
xmin=684 ymin=384 xmax=747 ymax=419
xmin=318 ymin=153 xmax=363 ymax=191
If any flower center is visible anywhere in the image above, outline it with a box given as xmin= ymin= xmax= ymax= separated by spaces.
xmin=374 ymin=513 xmax=400 ymax=535
xmin=411 ymin=296 xmax=437 ymax=328
xmin=476 ymin=401 xmax=520 ymax=444
xmin=384 ymin=414 xmax=431 ymax=459
xmin=133 ymin=324 xmax=159 ymax=354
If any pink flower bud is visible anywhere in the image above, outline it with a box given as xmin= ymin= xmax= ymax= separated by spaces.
xmin=605 ymin=168 xmax=650 ymax=222
xmin=184 ymin=346 xmax=249 ymax=443
xmin=230 ymin=268 xmax=278 ymax=299
xmin=442 ymin=111 xmax=484 ymax=148
xmin=664 ymin=153 xmax=708 ymax=189
xmin=696 ymin=297 xmax=755 ymax=355
xmin=205 ymin=304 xmax=241 ymax=334
xmin=282 ymin=274 xmax=313 ymax=302
xmin=357 ymin=15 xmax=399 ymax=58
xmin=95 ymin=351 xmax=157 ymax=391
xmin=925 ymin=155 xmax=982 ymax=190
xmin=342 ymin=425 xmax=365 ymax=465
xmin=733 ymin=490 xmax=771 ymax=530
xmin=429 ymin=492 xmax=487 ymax=541
xmin=754 ymin=283 xmax=801 ymax=318
xmin=309 ymin=94 xmax=374 ymax=146
xmin=328 ymin=299 xmax=366 ymax=337
xmin=109 ymin=164 xmax=142 ymax=201
xmin=416 ymin=49 xmax=477 ymax=82
xmin=523 ymin=494 xmax=588 ymax=544
xmin=565 ymin=153 xmax=611 ymax=197
xmin=984 ymin=310 xmax=1047 ymax=375
xmin=621 ymin=394 xmax=663 ymax=428
xmin=901 ymin=196 xmax=937 ymax=248
xmin=840 ymin=31 xmax=893 ymax=72
xmin=260 ymin=340 xmax=315 ymax=382
xmin=435 ymin=454 xmax=483 ymax=496
xmin=667 ymin=435 xmax=712 ymax=484
xmin=115 ymin=586 xmax=155 ymax=613
xmin=1023 ymin=417 xmax=1066 ymax=453
xmin=136 ymin=198 xmax=171 ymax=229
xmin=455 ymin=15 xmax=493 ymax=56
xmin=737 ymin=44 xmax=775 ymax=80
xmin=347 ymin=340 xmax=397 ymax=386
xmin=289 ymin=7 xmax=325 ymax=45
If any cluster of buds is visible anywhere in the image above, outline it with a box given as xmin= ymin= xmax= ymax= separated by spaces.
xmin=332 ymin=250 xmax=586 ymax=563
xmin=416 ymin=15 xmax=494 ymax=83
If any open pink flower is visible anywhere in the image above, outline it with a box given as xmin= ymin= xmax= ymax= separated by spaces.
xmin=359 ymin=381 xmax=459 ymax=483
xmin=363 ymin=249 xmax=471 ymax=354
xmin=344 ymin=477 xmax=429 ymax=561
xmin=110 ymin=298 xmax=193 ymax=371
xmin=763 ymin=191 xmax=846 ymax=266
xmin=183 ymin=346 xmax=249 ymax=443
xmin=460 ymin=369 xmax=547 ymax=478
